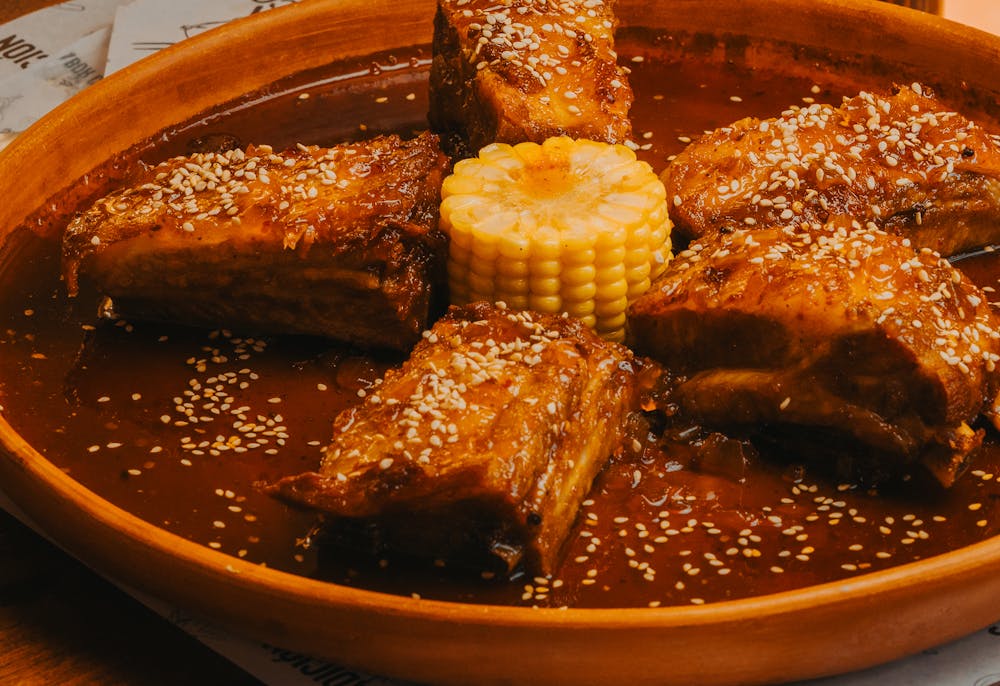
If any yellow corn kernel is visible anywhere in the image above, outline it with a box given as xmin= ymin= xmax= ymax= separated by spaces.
xmin=439 ymin=136 xmax=672 ymax=341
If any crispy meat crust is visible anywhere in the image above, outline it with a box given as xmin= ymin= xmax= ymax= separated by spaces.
xmin=270 ymin=301 xmax=639 ymax=574
xmin=429 ymin=0 xmax=633 ymax=155
xmin=627 ymin=221 xmax=1000 ymax=486
xmin=663 ymin=85 xmax=1000 ymax=256
xmin=62 ymin=133 xmax=450 ymax=350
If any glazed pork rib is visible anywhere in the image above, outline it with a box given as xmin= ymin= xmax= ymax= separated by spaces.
xmin=628 ymin=221 xmax=1000 ymax=486
xmin=270 ymin=301 xmax=639 ymax=575
xmin=428 ymin=0 xmax=633 ymax=155
xmin=663 ymin=84 xmax=1000 ymax=256
xmin=62 ymin=133 xmax=450 ymax=351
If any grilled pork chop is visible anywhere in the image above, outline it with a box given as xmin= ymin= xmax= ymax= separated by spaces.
xmin=628 ymin=220 xmax=1000 ymax=486
xmin=63 ymin=132 xmax=449 ymax=351
xmin=663 ymin=84 xmax=1000 ymax=256
xmin=270 ymin=301 xmax=639 ymax=575
xmin=429 ymin=0 xmax=633 ymax=156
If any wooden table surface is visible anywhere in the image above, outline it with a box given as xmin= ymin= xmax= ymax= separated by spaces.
xmin=0 ymin=509 xmax=261 ymax=685
xmin=0 ymin=7 xmax=262 ymax=686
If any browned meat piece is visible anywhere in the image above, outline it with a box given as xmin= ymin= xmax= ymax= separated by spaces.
xmin=663 ymin=84 xmax=1000 ymax=256
xmin=627 ymin=220 xmax=1000 ymax=486
xmin=62 ymin=133 xmax=450 ymax=351
xmin=428 ymin=0 xmax=633 ymax=156
xmin=270 ymin=301 xmax=639 ymax=575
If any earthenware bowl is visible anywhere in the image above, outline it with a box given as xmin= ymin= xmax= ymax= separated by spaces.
xmin=1 ymin=1 xmax=999 ymax=684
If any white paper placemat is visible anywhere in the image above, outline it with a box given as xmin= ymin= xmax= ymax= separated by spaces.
xmin=0 ymin=0 xmax=121 ymax=80
xmin=104 ymin=0 xmax=300 ymax=75
xmin=0 ymin=25 xmax=109 ymax=134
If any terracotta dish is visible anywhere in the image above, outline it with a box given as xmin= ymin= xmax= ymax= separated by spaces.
xmin=1 ymin=1 xmax=999 ymax=684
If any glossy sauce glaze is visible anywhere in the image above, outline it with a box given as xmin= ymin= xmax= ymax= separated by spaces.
xmin=0 ymin=36 xmax=998 ymax=609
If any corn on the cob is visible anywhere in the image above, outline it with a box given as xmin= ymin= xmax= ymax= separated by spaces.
xmin=440 ymin=137 xmax=671 ymax=341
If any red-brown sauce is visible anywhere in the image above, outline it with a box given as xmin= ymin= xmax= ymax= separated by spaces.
xmin=1 ymin=35 xmax=998 ymax=609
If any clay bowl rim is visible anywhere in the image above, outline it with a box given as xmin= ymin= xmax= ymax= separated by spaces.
xmin=0 ymin=0 xmax=998 ymax=661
